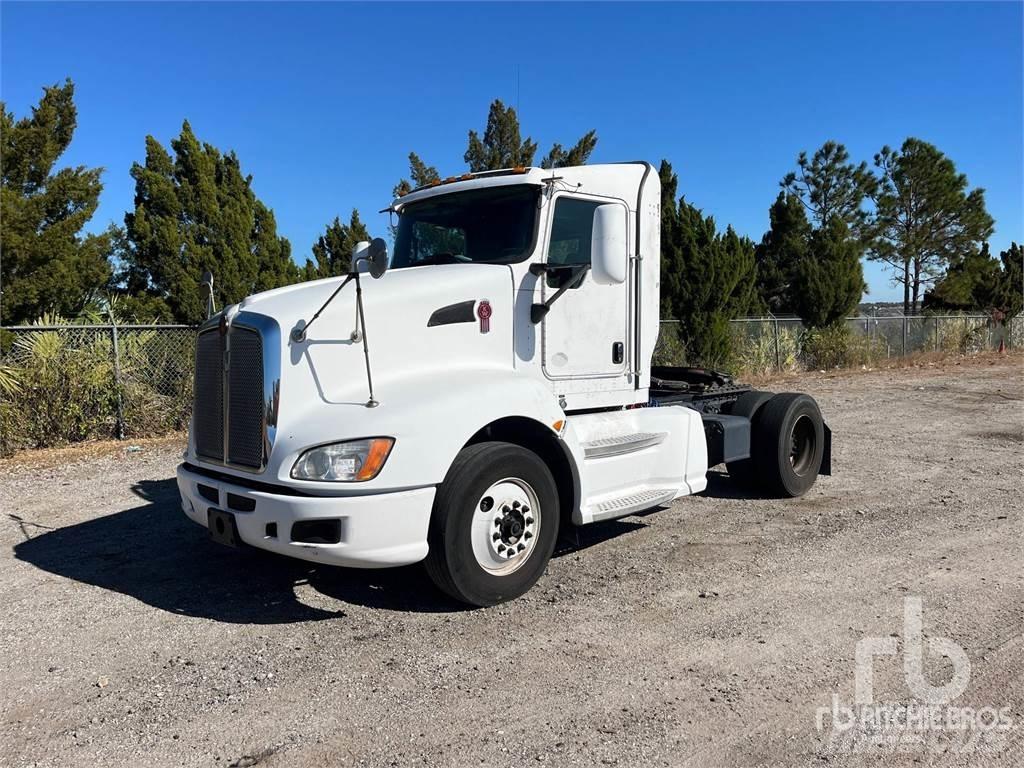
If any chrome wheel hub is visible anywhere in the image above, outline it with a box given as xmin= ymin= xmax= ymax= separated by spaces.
xmin=471 ymin=478 xmax=541 ymax=575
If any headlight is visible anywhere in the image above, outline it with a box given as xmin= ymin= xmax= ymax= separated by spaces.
xmin=290 ymin=438 xmax=394 ymax=482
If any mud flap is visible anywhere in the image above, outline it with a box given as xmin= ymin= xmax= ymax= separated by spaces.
xmin=820 ymin=423 xmax=832 ymax=476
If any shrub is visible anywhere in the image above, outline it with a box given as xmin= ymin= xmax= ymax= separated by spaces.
xmin=731 ymin=324 xmax=800 ymax=376
xmin=800 ymin=324 xmax=885 ymax=370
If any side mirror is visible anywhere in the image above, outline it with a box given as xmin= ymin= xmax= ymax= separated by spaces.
xmin=366 ymin=238 xmax=388 ymax=279
xmin=591 ymin=205 xmax=627 ymax=285
xmin=352 ymin=238 xmax=388 ymax=278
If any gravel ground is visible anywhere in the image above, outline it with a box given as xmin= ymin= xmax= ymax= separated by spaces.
xmin=2 ymin=355 xmax=1022 ymax=767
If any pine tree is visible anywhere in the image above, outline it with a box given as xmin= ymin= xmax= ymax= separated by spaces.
xmin=393 ymin=152 xmax=441 ymax=198
xmin=303 ymin=210 xmax=371 ymax=279
xmin=871 ymin=138 xmax=994 ymax=315
xmin=926 ymin=242 xmax=1023 ymax=318
xmin=464 ymin=100 xmax=539 ymax=172
xmin=1 ymin=80 xmax=113 ymax=324
xmin=989 ymin=243 xmax=1023 ymax=319
xmin=541 ymin=130 xmax=598 ymax=169
xmin=393 ymin=100 xmax=599 ymax=196
xmin=754 ymin=192 xmax=811 ymax=314
xmin=659 ymin=161 xmax=760 ymax=367
xmin=782 ymin=141 xmax=876 ymax=239
xmin=792 ymin=216 xmax=865 ymax=328
xmin=923 ymin=243 xmax=1000 ymax=311
xmin=120 ymin=121 xmax=299 ymax=324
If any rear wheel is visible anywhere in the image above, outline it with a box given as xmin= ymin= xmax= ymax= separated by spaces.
xmin=725 ymin=390 xmax=774 ymax=486
xmin=753 ymin=393 xmax=825 ymax=497
xmin=425 ymin=442 xmax=559 ymax=606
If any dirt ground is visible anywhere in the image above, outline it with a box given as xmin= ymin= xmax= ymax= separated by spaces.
xmin=2 ymin=354 xmax=1022 ymax=767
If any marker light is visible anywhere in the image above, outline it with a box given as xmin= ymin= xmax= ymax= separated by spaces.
xmin=291 ymin=438 xmax=394 ymax=482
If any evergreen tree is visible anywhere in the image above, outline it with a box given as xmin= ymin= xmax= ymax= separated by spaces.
xmin=541 ymin=130 xmax=598 ymax=169
xmin=393 ymin=152 xmax=441 ymax=198
xmin=120 ymin=121 xmax=299 ymax=324
xmin=791 ymin=216 xmax=865 ymax=328
xmin=1 ymin=80 xmax=113 ymax=324
xmin=926 ymin=242 xmax=1023 ymax=318
xmin=754 ymin=192 xmax=811 ymax=314
xmin=782 ymin=141 xmax=876 ymax=238
xmin=659 ymin=160 xmax=760 ymax=367
xmin=923 ymin=243 xmax=999 ymax=311
xmin=464 ymin=99 xmax=539 ymax=172
xmin=393 ymin=99 xmax=599 ymax=196
xmin=871 ymin=138 xmax=994 ymax=315
xmin=989 ymin=243 xmax=1024 ymax=319
xmin=303 ymin=210 xmax=371 ymax=279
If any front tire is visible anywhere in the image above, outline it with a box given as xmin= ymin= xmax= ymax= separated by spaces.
xmin=425 ymin=442 xmax=559 ymax=606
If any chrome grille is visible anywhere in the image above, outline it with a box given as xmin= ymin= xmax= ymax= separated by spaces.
xmin=193 ymin=329 xmax=224 ymax=461
xmin=192 ymin=317 xmax=274 ymax=472
xmin=227 ymin=327 xmax=265 ymax=468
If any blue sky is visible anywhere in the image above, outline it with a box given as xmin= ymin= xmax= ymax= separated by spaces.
xmin=2 ymin=1 xmax=1021 ymax=302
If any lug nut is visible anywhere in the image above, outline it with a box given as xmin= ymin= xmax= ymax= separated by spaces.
xmin=517 ymin=543 xmax=525 ymax=552
xmin=494 ymin=519 xmax=501 ymax=527
xmin=498 ymin=544 xmax=506 ymax=553
xmin=524 ymin=531 xmax=533 ymax=539
xmin=502 ymin=505 xmax=511 ymax=513
xmin=521 ymin=506 xmax=529 ymax=513
xmin=512 ymin=501 xmax=521 ymax=509
xmin=493 ymin=532 xmax=501 ymax=541
xmin=525 ymin=517 xmax=534 ymax=525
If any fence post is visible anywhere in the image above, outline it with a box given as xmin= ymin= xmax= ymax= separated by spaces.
xmin=934 ymin=316 xmax=939 ymax=352
xmin=110 ymin=322 xmax=126 ymax=440
xmin=902 ymin=316 xmax=907 ymax=357
xmin=773 ymin=316 xmax=782 ymax=372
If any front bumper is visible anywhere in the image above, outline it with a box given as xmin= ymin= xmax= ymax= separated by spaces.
xmin=176 ymin=463 xmax=434 ymax=568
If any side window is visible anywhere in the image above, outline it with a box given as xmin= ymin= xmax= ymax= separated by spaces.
xmin=547 ymin=197 xmax=602 ymax=269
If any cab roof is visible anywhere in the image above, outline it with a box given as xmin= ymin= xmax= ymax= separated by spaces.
xmin=390 ymin=162 xmax=653 ymax=211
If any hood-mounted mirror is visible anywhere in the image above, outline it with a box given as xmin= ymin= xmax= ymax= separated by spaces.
xmin=365 ymin=238 xmax=388 ymax=279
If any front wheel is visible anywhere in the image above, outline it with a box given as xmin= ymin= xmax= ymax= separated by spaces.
xmin=425 ymin=442 xmax=560 ymax=606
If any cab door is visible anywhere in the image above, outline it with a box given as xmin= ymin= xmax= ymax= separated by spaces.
xmin=541 ymin=194 xmax=630 ymax=381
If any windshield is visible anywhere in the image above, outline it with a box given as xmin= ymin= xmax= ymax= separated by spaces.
xmin=392 ymin=184 xmax=540 ymax=269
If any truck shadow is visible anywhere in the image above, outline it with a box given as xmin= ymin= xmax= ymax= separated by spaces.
xmin=13 ymin=478 xmax=652 ymax=620
xmin=12 ymin=478 xmax=461 ymax=620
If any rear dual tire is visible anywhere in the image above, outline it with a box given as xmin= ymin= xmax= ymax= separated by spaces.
xmin=728 ymin=391 xmax=825 ymax=498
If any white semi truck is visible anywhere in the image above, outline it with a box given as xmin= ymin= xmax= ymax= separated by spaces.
xmin=177 ymin=163 xmax=831 ymax=606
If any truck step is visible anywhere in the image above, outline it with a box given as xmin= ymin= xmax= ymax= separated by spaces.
xmin=587 ymin=487 xmax=677 ymax=522
xmin=582 ymin=431 xmax=666 ymax=459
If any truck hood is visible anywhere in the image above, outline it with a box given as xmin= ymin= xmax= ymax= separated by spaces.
xmin=235 ymin=263 xmax=515 ymax=414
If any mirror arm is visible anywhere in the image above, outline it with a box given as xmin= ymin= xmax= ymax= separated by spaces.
xmin=530 ymin=264 xmax=590 ymax=324
xmin=290 ymin=272 xmax=354 ymax=342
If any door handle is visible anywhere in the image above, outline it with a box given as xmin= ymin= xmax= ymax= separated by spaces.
xmin=612 ymin=342 xmax=624 ymax=364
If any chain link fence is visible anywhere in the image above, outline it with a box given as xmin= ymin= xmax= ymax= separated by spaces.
xmin=656 ymin=313 xmax=1020 ymax=376
xmin=0 ymin=324 xmax=194 ymax=453
xmin=1 ymin=313 xmax=1019 ymax=453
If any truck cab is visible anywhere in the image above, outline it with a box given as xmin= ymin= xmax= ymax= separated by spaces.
xmin=177 ymin=162 xmax=829 ymax=606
